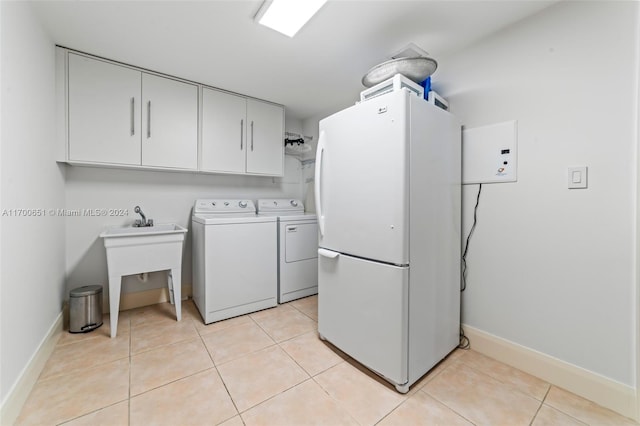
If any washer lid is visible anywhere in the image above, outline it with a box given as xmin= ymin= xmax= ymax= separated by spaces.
xmin=258 ymin=199 xmax=304 ymax=214
xmin=194 ymin=199 xmax=256 ymax=215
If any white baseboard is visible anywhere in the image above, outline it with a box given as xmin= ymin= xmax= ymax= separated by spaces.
xmin=0 ymin=312 xmax=63 ymax=426
xmin=463 ymin=324 xmax=637 ymax=421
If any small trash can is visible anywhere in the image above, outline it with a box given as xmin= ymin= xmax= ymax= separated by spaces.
xmin=69 ymin=285 xmax=103 ymax=333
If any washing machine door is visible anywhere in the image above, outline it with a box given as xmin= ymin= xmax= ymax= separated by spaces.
xmin=285 ymin=222 xmax=318 ymax=262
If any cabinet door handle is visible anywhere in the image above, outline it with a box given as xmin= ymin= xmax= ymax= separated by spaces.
xmin=251 ymin=121 xmax=254 ymax=151
xmin=130 ymin=97 xmax=135 ymax=136
xmin=147 ymin=101 xmax=151 ymax=138
xmin=240 ymin=119 xmax=244 ymax=150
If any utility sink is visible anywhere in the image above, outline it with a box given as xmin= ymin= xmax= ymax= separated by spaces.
xmin=100 ymin=223 xmax=187 ymax=238
xmin=100 ymin=223 xmax=188 ymax=338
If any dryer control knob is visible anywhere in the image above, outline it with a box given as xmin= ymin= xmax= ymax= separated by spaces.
xmin=224 ymin=201 xmax=229 ymax=206
xmin=239 ymin=201 xmax=247 ymax=208
xmin=290 ymin=200 xmax=298 ymax=207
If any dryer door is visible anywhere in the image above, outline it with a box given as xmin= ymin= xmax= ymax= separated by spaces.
xmin=285 ymin=222 xmax=318 ymax=263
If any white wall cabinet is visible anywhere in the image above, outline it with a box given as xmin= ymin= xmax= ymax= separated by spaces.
xmin=61 ymin=49 xmax=283 ymax=176
xmin=67 ymin=53 xmax=198 ymax=170
xmin=141 ymin=73 xmax=198 ymax=169
xmin=202 ymin=87 xmax=284 ymax=176
xmin=68 ymin=53 xmax=142 ymax=165
xmin=246 ymin=98 xmax=284 ymax=176
xmin=200 ymin=88 xmax=247 ymax=173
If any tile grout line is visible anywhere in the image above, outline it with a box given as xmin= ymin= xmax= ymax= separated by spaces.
xmin=539 ymin=386 xmax=592 ymax=426
xmin=456 ymin=351 xmax=551 ymax=402
xmin=528 ymin=385 xmax=551 ymax=426
xmin=288 ymin=298 xmax=318 ymax=321
xmin=529 ymin=386 xmax=551 ymax=426
xmin=196 ymin=302 xmax=317 ymax=417
xmin=57 ymin=315 xmax=133 ymax=425
xmin=421 ymin=356 xmax=545 ymax=426
xmin=422 ymin=385 xmax=480 ymax=426
xmin=454 ymin=355 xmax=546 ymax=403
xmin=308 ymin=368 xmax=364 ymax=426
xmin=196 ymin=314 xmax=243 ymax=420
xmin=373 ymin=394 xmax=410 ymax=426
xmin=275 ymin=335 xmax=317 ymax=378
xmin=237 ymin=377 xmax=317 ymax=418
xmin=223 ymin=344 xmax=309 ymax=413
xmin=206 ymin=323 xmax=279 ymax=368
xmin=420 ymin=370 xmax=482 ymax=426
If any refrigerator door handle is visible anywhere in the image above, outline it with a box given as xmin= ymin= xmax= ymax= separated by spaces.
xmin=318 ymin=248 xmax=339 ymax=259
xmin=315 ymin=130 xmax=326 ymax=237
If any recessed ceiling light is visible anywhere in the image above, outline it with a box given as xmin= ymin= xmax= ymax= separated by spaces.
xmin=255 ymin=0 xmax=327 ymax=38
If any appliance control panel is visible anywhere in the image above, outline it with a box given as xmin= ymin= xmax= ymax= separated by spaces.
xmin=194 ymin=199 xmax=256 ymax=214
xmin=257 ymin=199 xmax=305 ymax=213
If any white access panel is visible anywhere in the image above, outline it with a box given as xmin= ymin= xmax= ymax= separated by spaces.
xmin=318 ymin=250 xmax=409 ymax=385
xmin=285 ymin=223 xmax=318 ymax=262
xmin=462 ymin=120 xmax=517 ymax=184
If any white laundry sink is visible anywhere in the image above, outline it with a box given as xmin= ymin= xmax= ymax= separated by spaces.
xmin=100 ymin=223 xmax=187 ymax=338
xmin=100 ymin=223 xmax=187 ymax=239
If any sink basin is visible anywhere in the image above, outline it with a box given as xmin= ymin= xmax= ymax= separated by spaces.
xmin=100 ymin=223 xmax=187 ymax=338
xmin=100 ymin=223 xmax=187 ymax=238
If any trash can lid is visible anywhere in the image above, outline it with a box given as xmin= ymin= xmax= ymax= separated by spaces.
xmin=70 ymin=285 xmax=103 ymax=297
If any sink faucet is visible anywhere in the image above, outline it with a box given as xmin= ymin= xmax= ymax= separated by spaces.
xmin=133 ymin=206 xmax=153 ymax=227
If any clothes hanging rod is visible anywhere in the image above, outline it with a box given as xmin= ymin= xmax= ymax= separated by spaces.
xmin=285 ymin=131 xmax=313 ymax=141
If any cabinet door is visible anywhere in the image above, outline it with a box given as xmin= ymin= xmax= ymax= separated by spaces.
xmin=246 ymin=99 xmax=284 ymax=176
xmin=201 ymin=88 xmax=247 ymax=173
xmin=68 ymin=53 xmax=141 ymax=165
xmin=141 ymin=73 xmax=198 ymax=169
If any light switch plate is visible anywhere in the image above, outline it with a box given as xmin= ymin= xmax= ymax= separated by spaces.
xmin=568 ymin=166 xmax=588 ymax=189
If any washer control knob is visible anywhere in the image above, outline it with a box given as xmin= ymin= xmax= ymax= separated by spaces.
xmin=224 ymin=201 xmax=229 ymax=206
xmin=290 ymin=200 xmax=298 ymax=207
xmin=239 ymin=201 xmax=247 ymax=208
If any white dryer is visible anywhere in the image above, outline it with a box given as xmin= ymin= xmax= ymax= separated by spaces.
xmin=258 ymin=199 xmax=318 ymax=303
xmin=192 ymin=199 xmax=277 ymax=324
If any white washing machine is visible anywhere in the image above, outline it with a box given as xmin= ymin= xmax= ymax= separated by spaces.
xmin=258 ymin=199 xmax=318 ymax=303
xmin=192 ymin=199 xmax=277 ymax=324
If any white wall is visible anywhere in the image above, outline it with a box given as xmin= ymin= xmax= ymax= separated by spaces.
xmin=436 ymin=1 xmax=638 ymax=386
xmin=65 ymin=117 xmax=305 ymax=298
xmin=300 ymin=113 xmax=326 ymax=213
xmin=0 ymin=2 xmax=65 ymax=404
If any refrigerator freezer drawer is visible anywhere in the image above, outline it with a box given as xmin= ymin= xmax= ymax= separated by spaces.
xmin=318 ymin=250 xmax=408 ymax=385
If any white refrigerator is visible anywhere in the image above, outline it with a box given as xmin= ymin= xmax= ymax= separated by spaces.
xmin=314 ymin=87 xmax=461 ymax=393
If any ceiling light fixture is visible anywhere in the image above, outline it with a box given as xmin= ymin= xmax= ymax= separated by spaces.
xmin=255 ymin=0 xmax=327 ymax=37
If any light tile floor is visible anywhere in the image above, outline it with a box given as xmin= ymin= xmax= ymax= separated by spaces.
xmin=16 ymin=295 xmax=638 ymax=426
